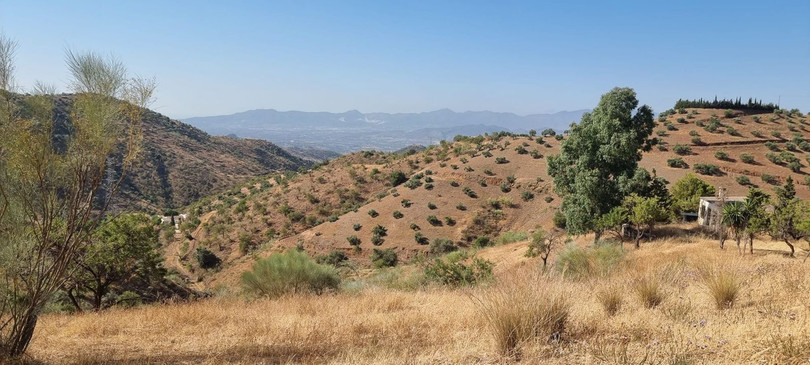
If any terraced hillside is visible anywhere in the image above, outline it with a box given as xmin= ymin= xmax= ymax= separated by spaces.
xmin=166 ymin=107 xmax=810 ymax=290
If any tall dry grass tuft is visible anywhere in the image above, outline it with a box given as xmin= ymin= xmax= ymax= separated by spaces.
xmin=473 ymin=273 xmax=570 ymax=356
xmin=633 ymin=275 xmax=666 ymax=308
xmin=700 ymin=265 xmax=742 ymax=309
xmin=595 ymin=283 xmax=623 ymax=316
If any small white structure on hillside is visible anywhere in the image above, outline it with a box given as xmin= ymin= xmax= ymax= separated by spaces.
xmin=697 ymin=196 xmax=745 ymax=227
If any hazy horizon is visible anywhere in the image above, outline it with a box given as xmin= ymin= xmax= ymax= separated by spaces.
xmin=1 ymin=0 xmax=808 ymax=119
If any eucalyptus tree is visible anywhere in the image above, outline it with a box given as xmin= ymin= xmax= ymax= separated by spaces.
xmin=0 ymin=35 xmax=155 ymax=358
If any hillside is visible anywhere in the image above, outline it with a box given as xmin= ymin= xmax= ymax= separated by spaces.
xmin=165 ymin=107 xmax=810 ymax=290
xmin=46 ymin=95 xmax=310 ymax=211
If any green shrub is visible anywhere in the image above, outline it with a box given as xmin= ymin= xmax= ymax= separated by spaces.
xmin=392 ymin=210 xmax=404 ymax=219
xmin=484 ymin=169 xmax=495 ymax=176
xmin=688 ymin=130 xmax=699 ymax=137
xmin=456 ymin=203 xmax=467 ymax=210
xmin=427 ymin=202 xmax=437 ymax=210
xmin=715 ymin=150 xmax=728 ymax=160
xmin=371 ymin=234 xmax=384 ymax=246
xmin=368 ymin=209 xmax=379 ymax=218
xmin=673 ymin=144 xmax=692 ymax=155
xmin=726 ymin=126 xmax=739 ymax=136
xmin=691 ymin=136 xmax=703 ymax=145
xmin=462 ymin=186 xmax=477 ymax=198
xmin=423 ymin=251 xmax=493 ymax=287
xmin=761 ymin=174 xmax=777 ymax=184
xmin=740 ymin=154 xmax=755 ymax=164
xmin=751 ymin=130 xmax=763 ymax=137
xmin=346 ymin=235 xmax=361 ymax=246
xmin=401 ymin=199 xmax=412 ymax=208
xmin=315 ymin=250 xmax=349 ymax=267
xmin=414 ymin=232 xmax=429 ymax=245
xmin=766 ymin=152 xmax=783 ymax=165
xmin=521 ymin=190 xmax=535 ymax=201
xmin=693 ymin=163 xmax=721 ymax=175
xmin=196 ymin=248 xmax=221 ymax=269
xmin=495 ymin=157 xmax=509 ymax=164
xmin=765 ymin=141 xmax=780 ymax=151
xmin=389 ymin=170 xmax=408 ymax=186
xmin=473 ymin=236 xmax=494 ymax=248
xmin=410 ymin=223 xmax=420 ymax=231
xmin=735 ymin=176 xmax=751 ymax=185
xmin=555 ymin=242 xmax=624 ymax=280
xmin=544 ymin=196 xmax=554 ymax=203
xmin=429 ymin=238 xmax=457 ymax=254
xmin=372 ymin=224 xmax=387 ymax=237
xmin=667 ymin=157 xmax=686 ymax=168
xmin=444 ymin=216 xmax=456 ymax=226
xmin=553 ymin=211 xmax=566 ymax=229
xmin=450 ymin=180 xmax=460 ymax=187
xmin=241 ymin=250 xmax=340 ymax=298
xmin=371 ymin=248 xmax=398 ymax=268
xmin=724 ymin=109 xmax=734 ymax=118
xmin=478 ymin=179 xmax=487 ymax=187
xmin=772 ymin=130 xmax=782 ymax=139
xmin=500 ymin=183 xmax=511 ymax=193
xmin=352 ymin=223 xmax=362 ymax=231
xmin=788 ymin=161 xmax=802 ymax=172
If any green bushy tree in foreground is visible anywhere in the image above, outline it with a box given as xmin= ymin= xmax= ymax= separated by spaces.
xmin=242 ymin=250 xmax=341 ymax=298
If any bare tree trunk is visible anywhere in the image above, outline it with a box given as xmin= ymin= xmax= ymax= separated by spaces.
xmin=785 ymin=238 xmax=796 ymax=257
xmin=5 ymin=311 xmax=37 ymax=358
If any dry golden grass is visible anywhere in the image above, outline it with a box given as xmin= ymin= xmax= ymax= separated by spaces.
xmin=28 ymin=235 xmax=810 ymax=364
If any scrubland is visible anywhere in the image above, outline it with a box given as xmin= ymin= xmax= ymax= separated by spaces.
xmin=29 ymin=230 xmax=810 ymax=364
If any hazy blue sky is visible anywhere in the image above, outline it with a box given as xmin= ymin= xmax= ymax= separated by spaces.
xmin=1 ymin=0 xmax=808 ymax=118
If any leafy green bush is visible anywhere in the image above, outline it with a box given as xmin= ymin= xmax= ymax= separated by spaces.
xmin=495 ymin=157 xmax=509 ymax=164
xmin=473 ymin=236 xmax=493 ymax=248
xmin=372 ymin=225 xmax=387 ymax=237
xmin=673 ymin=144 xmax=692 ymax=155
xmin=735 ymin=176 xmax=751 ymax=185
xmin=389 ymin=170 xmax=408 ymax=186
xmin=739 ymin=153 xmax=755 ymax=164
xmin=315 ymin=250 xmax=349 ymax=267
xmin=367 ymin=209 xmax=378 ymax=218
xmin=691 ymin=136 xmax=703 ymax=145
xmin=521 ymin=190 xmax=535 ymax=201
xmin=346 ymin=235 xmax=361 ymax=246
xmin=751 ymin=130 xmax=763 ymax=137
xmin=761 ymin=174 xmax=777 ymax=184
xmin=667 ymin=157 xmax=686 ymax=168
xmin=456 ymin=203 xmax=467 ymax=210
xmin=422 ymin=251 xmax=493 ymax=287
xmin=392 ymin=210 xmax=404 ymax=219
xmin=500 ymin=183 xmax=511 ymax=193
xmin=693 ymin=163 xmax=721 ymax=175
xmin=414 ymin=232 xmax=429 ymax=245
xmin=371 ymin=234 xmax=384 ymax=246
xmin=426 ymin=215 xmax=442 ymax=226
xmin=195 ymin=248 xmax=220 ymax=269
xmin=462 ymin=186 xmax=477 ymax=198
xmin=371 ymin=248 xmax=398 ymax=268
xmin=714 ymin=150 xmax=729 ymax=160
xmin=765 ymin=141 xmax=780 ymax=151
xmin=427 ymin=202 xmax=437 ymax=209
xmin=242 ymin=250 xmax=340 ymax=298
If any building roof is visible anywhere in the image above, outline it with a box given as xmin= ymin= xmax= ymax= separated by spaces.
xmin=699 ymin=196 xmax=746 ymax=202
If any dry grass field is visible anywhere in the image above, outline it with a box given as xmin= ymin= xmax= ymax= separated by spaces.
xmin=28 ymin=229 xmax=810 ymax=364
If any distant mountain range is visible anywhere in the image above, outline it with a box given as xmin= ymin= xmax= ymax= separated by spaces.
xmin=184 ymin=109 xmax=588 ymax=153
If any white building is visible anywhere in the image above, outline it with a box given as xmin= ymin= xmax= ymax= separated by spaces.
xmin=697 ymin=196 xmax=745 ymax=227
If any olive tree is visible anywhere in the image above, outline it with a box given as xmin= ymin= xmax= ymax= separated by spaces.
xmin=0 ymin=35 xmax=154 ymax=358
xmin=548 ymin=87 xmax=655 ymax=241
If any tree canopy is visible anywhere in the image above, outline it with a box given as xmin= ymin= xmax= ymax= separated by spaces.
xmin=548 ymin=87 xmax=655 ymax=237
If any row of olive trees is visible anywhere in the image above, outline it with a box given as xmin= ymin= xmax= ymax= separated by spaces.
xmin=722 ymin=177 xmax=810 ymax=257
xmin=0 ymin=34 xmax=154 ymax=359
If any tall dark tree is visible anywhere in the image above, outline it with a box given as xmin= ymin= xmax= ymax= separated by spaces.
xmin=548 ymin=87 xmax=655 ymax=240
